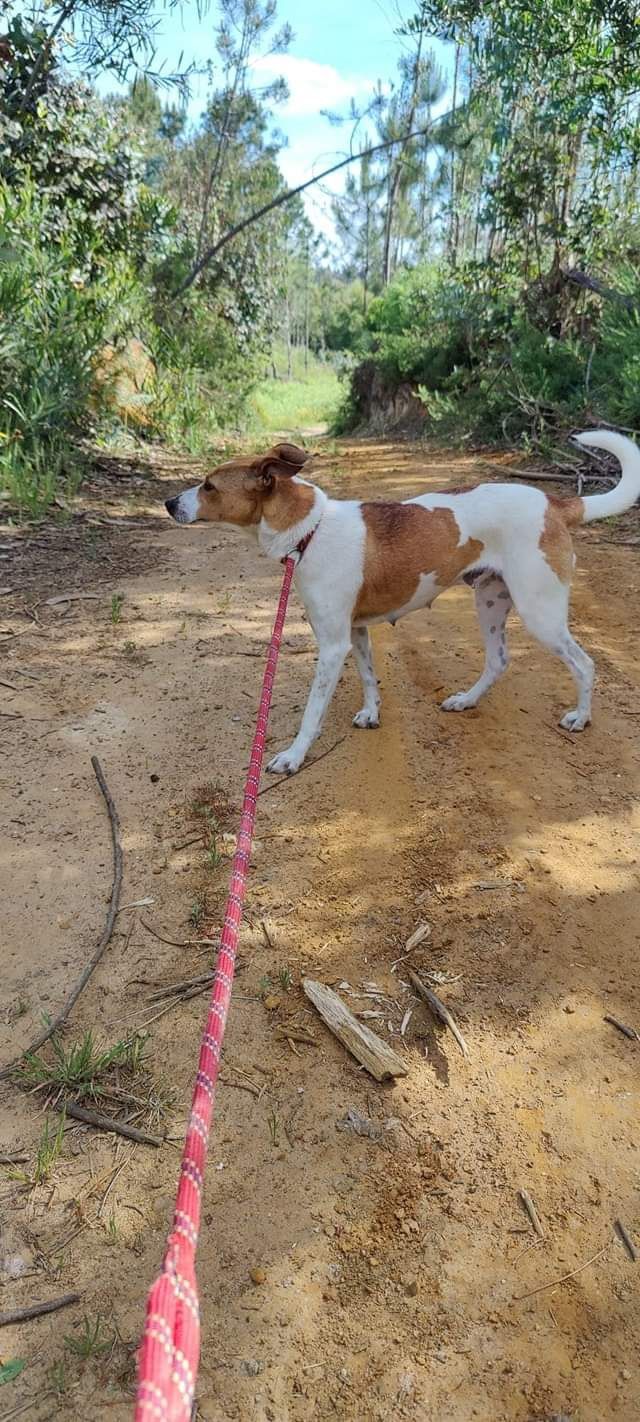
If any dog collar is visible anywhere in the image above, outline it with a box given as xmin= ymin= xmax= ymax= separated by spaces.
xmin=282 ymin=524 xmax=317 ymax=566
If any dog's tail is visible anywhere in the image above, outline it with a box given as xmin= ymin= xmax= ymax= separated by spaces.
xmin=570 ymin=429 xmax=640 ymax=524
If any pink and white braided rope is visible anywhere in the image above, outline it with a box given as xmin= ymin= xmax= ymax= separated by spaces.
xmin=134 ymin=556 xmax=296 ymax=1421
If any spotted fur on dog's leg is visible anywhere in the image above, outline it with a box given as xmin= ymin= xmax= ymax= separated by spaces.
xmin=351 ymin=626 xmax=380 ymax=729
xmin=441 ymin=573 xmax=513 ymax=713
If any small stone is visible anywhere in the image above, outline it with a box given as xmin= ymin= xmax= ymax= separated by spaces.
xmin=263 ymin=994 xmax=281 ymax=1011
xmin=150 ymin=773 xmax=160 ymax=783
xmin=250 ymin=1266 xmax=266 ymax=1286
xmin=240 ymin=1359 xmax=263 ymax=1377
xmin=563 ymin=1002 xmax=576 ymax=1014
xmin=405 ymin=1279 xmax=419 ymax=1297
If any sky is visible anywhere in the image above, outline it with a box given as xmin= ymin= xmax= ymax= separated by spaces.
xmin=95 ymin=0 xmax=454 ymax=241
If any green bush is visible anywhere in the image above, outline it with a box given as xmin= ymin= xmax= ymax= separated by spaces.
xmin=0 ymin=182 xmax=115 ymax=514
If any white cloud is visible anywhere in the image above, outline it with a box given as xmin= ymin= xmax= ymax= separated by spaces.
xmin=251 ymin=53 xmax=372 ymax=119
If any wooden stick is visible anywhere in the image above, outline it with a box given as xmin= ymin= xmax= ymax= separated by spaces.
xmin=63 ymin=1102 xmax=162 ymax=1148
xmin=302 ymin=979 xmax=408 ymax=1082
xmin=0 ymin=1291 xmax=80 ymax=1328
xmin=604 ymin=1014 xmax=639 ymax=1042
xmin=407 ymin=970 xmax=469 ymax=1058
xmin=513 ymin=1244 xmax=610 ymax=1301
xmin=0 ymin=756 xmax=123 ymax=1079
xmin=519 ymin=1188 xmax=545 ymax=1238
xmin=615 ymin=1219 xmax=638 ymax=1263
xmin=257 ymin=737 xmax=347 ymax=797
xmin=149 ymin=971 xmax=214 ymax=1002
xmin=0 ymin=1150 xmax=29 ymax=1164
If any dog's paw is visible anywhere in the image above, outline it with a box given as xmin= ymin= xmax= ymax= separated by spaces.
xmin=559 ymin=709 xmax=590 ymax=732
xmin=267 ymin=748 xmax=303 ymax=776
xmin=353 ymin=708 xmax=380 ymax=729
xmin=440 ymin=692 xmax=475 ymax=713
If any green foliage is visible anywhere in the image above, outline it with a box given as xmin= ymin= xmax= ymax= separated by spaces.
xmin=250 ymin=347 xmax=341 ymax=434
xmin=0 ymin=1360 xmax=27 ymax=1386
xmin=17 ymin=1029 xmax=147 ymax=1096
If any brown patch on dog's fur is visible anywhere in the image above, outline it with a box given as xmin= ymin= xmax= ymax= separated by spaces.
xmin=546 ymin=492 xmax=584 ymax=528
xmin=539 ymin=504 xmax=574 ymax=583
xmin=353 ymin=502 xmax=484 ymax=621
xmin=264 ymin=478 xmax=316 ymax=531
xmin=195 ymin=443 xmax=314 ymax=529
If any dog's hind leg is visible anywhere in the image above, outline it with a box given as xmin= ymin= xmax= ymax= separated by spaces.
xmin=351 ymin=627 xmax=381 ymax=728
xmin=441 ymin=572 xmax=513 ymax=713
xmin=505 ymin=564 xmax=594 ymax=731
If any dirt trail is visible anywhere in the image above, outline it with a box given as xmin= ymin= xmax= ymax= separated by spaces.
xmin=1 ymin=440 xmax=639 ymax=1421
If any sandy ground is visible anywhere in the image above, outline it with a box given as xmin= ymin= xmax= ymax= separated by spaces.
xmin=1 ymin=439 xmax=639 ymax=1422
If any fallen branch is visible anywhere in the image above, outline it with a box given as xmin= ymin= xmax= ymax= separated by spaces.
xmin=519 ymin=1188 xmax=545 ymax=1238
xmin=63 ymin=1102 xmax=162 ymax=1147
xmin=175 ymin=115 xmax=455 ymax=297
xmin=0 ymin=756 xmax=123 ymax=1080
xmin=513 ymin=1243 xmax=611 ymax=1301
xmin=257 ymin=736 xmax=347 ymax=797
xmin=303 ymin=979 xmax=408 ymax=1082
xmin=563 ymin=266 xmax=640 ymax=311
xmin=0 ymin=1292 xmax=80 ymax=1328
xmin=407 ymin=970 xmax=469 ymax=1058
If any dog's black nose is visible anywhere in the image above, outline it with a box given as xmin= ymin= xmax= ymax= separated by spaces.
xmin=165 ymin=496 xmax=179 ymax=518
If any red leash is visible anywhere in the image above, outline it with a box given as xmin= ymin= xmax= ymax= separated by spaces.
xmin=134 ymin=555 xmax=296 ymax=1421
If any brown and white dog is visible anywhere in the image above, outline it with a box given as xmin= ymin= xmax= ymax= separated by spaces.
xmin=165 ymin=430 xmax=640 ymax=775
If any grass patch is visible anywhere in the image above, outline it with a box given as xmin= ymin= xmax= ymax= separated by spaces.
xmin=250 ymin=348 xmax=341 ymax=436
xmin=17 ymin=1030 xmax=147 ymax=1096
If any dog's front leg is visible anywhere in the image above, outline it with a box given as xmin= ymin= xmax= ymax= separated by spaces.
xmin=267 ymin=631 xmax=351 ymax=775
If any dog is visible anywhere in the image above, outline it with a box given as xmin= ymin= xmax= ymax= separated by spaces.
xmin=165 ymin=429 xmax=640 ymax=775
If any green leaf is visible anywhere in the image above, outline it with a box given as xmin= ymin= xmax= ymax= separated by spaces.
xmin=0 ymin=1359 xmax=27 ymax=1385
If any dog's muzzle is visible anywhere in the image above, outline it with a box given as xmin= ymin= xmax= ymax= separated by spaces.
xmin=165 ymin=495 xmax=181 ymax=520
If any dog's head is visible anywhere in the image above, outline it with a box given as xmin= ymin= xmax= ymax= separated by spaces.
xmin=165 ymin=442 xmax=311 ymax=527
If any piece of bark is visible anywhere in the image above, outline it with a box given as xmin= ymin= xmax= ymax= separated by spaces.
xmin=407 ymin=970 xmax=469 ymax=1058
xmin=302 ymin=979 xmax=408 ymax=1082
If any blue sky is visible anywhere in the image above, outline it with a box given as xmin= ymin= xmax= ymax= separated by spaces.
xmin=97 ymin=0 xmax=453 ymax=239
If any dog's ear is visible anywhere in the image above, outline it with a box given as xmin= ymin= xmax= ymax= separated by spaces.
xmin=253 ymin=442 xmax=310 ymax=492
xmin=267 ymin=442 xmax=310 ymax=471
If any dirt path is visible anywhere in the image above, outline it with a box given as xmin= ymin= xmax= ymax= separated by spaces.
xmin=1 ymin=440 xmax=639 ymax=1421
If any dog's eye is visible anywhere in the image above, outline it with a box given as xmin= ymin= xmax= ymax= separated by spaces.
xmin=204 ymin=481 xmax=217 ymax=494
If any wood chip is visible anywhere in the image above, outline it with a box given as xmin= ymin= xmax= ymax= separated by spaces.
xmin=303 ymin=979 xmax=408 ymax=1082
xmin=404 ymin=922 xmax=431 ymax=952
xmin=519 ymin=1188 xmax=545 ymax=1238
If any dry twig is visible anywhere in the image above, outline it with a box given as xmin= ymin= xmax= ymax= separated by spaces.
xmin=604 ymin=1014 xmax=639 ymax=1042
xmin=1 ymin=757 xmax=123 ymax=1079
xmin=513 ymin=1244 xmax=610 ymax=1300
xmin=63 ymin=1102 xmax=162 ymax=1147
xmin=615 ymin=1219 xmax=638 ymax=1263
xmin=257 ymin=736 xmax=347 ymax=797
xmin=0 ymin=1292 xmax=80 ymax=1328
